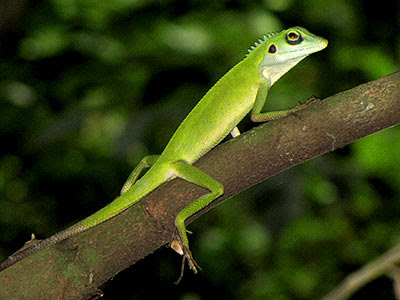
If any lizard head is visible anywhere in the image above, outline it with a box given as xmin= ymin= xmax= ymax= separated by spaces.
xmin=258 ymin=26 xmax=328 ymax=85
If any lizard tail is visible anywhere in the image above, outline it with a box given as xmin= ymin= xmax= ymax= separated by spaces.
xmin=0 ymin=165 xmax=170 ymax=272
xmin=0 ymin=225 xmax=83 ymax=271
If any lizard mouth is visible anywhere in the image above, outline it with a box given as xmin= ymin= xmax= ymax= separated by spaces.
xmin=283 ymin=40 xmax=328 ymax=57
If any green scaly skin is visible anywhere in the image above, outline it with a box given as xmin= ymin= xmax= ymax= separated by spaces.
xmin=0 ymin=27 xmax=327 ymax=273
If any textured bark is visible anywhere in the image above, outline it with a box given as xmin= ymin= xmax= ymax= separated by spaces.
xmin=0 ymin=72 xmax=399 ymax=300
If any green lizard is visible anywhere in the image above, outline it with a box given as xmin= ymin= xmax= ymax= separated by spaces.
xmin=0 ymin=26 xmax=327 ymax=273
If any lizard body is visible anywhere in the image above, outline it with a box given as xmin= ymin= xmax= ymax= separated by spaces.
xmin=0 ymin=26 xmax=327 ymax=273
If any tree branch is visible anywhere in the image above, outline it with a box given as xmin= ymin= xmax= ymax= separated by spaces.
xmin=322 ymin=245 xmax=400 ymax=300
xmin=1 ymin=72 xmax=400 ymax=300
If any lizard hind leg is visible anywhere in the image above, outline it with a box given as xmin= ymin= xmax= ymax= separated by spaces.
xmin=169 ymin=160 xmax=224 ymax=275
xmin=120 ymin=155 xmax=160 ymax=194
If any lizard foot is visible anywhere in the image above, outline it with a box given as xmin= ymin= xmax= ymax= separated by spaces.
xmin=290 ymin=95 xmax=322 ymax=119
xmin=171 ymin=232 xmax=201 ymax=284
xmin=298 ymin=95 xmax=322 ymax=107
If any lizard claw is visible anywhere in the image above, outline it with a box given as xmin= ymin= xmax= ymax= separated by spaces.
xmin=305 ymin=95 xmax=322 ymax=104
xmin=296 ymin=95 xmax=321 ymax=108
xmin=174 ymin=248 xmax=201 ymax=285
xmin=291 ymin=95 xmax=322 ymax=119
xmin=170 ymin=231 xmax=201 ymax=284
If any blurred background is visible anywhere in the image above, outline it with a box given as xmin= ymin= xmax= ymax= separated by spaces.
xmin=0 ymin=0 xmax=399 ymax=299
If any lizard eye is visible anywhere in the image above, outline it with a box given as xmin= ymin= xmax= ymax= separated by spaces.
xmin=286 ymin=31 xmax=303 ymax=45
xmin=288 ymin=32 xmax=298 ymax=40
